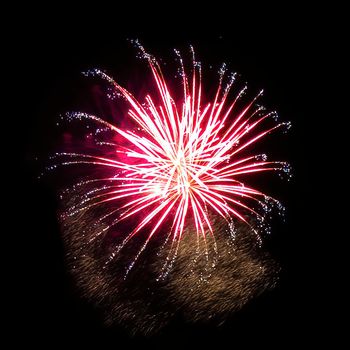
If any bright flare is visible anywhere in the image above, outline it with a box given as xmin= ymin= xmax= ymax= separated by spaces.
xmin=56 ymin=44 xmax=290 ymax=270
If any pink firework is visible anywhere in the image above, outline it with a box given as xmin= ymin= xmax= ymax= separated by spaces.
xmin=55 ymin=44 xmax=290 ymax=272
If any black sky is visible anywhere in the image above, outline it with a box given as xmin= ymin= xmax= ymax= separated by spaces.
xmin=11 ymin=5 xmax=339 ymax=347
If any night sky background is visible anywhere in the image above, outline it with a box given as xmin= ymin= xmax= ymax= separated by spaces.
xmin=12 ymin=4 xmax=340 ymax=348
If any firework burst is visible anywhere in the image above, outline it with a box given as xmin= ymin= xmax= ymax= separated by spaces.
xmin=52 ymin=42 xmax=290 ymax=276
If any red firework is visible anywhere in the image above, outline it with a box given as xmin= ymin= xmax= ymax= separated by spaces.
xmin=56 ymin=44 xmax=289 ymax=271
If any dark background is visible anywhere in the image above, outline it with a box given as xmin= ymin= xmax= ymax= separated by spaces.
xmin=12 ymin=5 xmax=339 ymax=348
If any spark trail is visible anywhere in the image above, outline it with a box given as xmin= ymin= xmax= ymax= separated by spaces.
xmin=54 ymin=43 xmax=290 ymax=274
